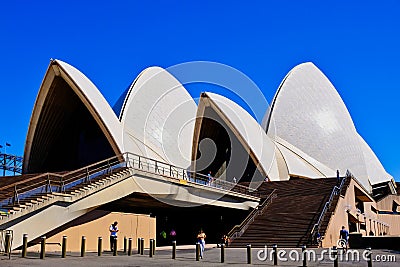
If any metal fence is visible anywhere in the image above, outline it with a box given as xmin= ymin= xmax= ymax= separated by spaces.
xmin=0 ymin=152 xmax=258 ymax=212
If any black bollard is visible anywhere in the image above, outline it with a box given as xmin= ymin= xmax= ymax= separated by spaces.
xmin=128 ymin=238 xmax=132 ymax=256
xmin=81 ymin=236 xmax=86 ymax=257
xmin=273 ymin=244 xmax=278 ymax=265
xmin=40 ymin=236 xmax=46 ymax=259
xmin=62 ymin=236 xmax=67 ymax=258
xmin=22 ymin=234 xmax=28 ymax=258
xmin=98 ymin=237 xmax=102 ymax=256
xmin=172 ymin=241 xmax=176 ymax=259
xmin=4 ymin=233 xmax=11 ymax=255
xmin=332 ymin=246 xmax=338 ymax=267
xmin=367 ymin=247 xmax=372 ymax=267
xmin=247 ymin=244 xmax=252 ymax=264
xmin=149 ymin=239 xmax=154 ymax=257
xmin=113 ymin=238 xmax=118 ymax=256
xmin=140 ymin=238 xmax=144 ymax=255
xmin=138 ymin=238 xmax=141 ymax=254
xmin=124 ymin=236 xmax=127 ymax=254
xmin=152 ymin=238 xmax=156 ymax=255
xmin=302 ymin=245 xmax=307 ymax=267
xmin=221 ymin=243 xmax=225 ymax=263
xmin=196 ymin=242 xmax=200 ymax=261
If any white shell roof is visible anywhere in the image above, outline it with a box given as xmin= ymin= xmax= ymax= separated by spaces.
xmin=55 ymin=60 xmax=124 ymax=152
xmin=200 ymin=92 xmax=281 ymax=181
xmin=25 ymin=59 xmax=394 ymax=189
xmin=120 ymin=66 xmax=197 ymax=168
xmin=275 ymin=136 xmax=336 ymax=178
xmin=358 ymin=133 xmax=392 ymax=185
xmin=265 ymin=62 xmax=371 ymax=190
xmin=24 ymin=59 xmax=123 ymax=170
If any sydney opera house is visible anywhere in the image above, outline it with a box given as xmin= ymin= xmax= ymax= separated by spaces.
xmin=0 ymin=59 xmax=399 ymax=252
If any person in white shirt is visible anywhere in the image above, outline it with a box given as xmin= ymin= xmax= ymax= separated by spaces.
xmin=109 ymin=221 xmax=119 ymax=251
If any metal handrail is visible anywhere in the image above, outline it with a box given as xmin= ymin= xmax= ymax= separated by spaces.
xmin=0 ymin=152 xmax=259 ymax=211
xmin=227 ymin=189 xmax=277 ymax=241
xmin=0 ymin=172 xmax=63 ymax=191
xmin=311 ymin=175 xmax=347 ymax=239
xmin=0 ymin=173 xmax=64 ymax=206
xmin=124 ymin=152 xmax=254 ymax=196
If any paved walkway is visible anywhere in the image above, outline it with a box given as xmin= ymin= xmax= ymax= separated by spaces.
xmin=1 ymin=245 xmax=399 ymax=266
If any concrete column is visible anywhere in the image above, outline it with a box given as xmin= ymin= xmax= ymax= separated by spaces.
xmin=128 ymin=238 xmax=132 ymax=256
xmin=22 ymin=234 xmax=28 ymax=258
xmin=40 ymin=236 xmax=46 ymax=259
xmin=98 ymin=237 xmax=102 ymax=256
xmin=172 ymin=241 xmax=176 ymax=259
xmin=81 ymin=236 xmax=86 ymax=257
xmin=62 ymin=236 xmax=67 ymax=258
xmin=247 ymin=244 xmax=252 ymax=264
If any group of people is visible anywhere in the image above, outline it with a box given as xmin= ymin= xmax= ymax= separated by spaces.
xmin=159 ymin=229 xmax=177 ymax=245
xmin=109 ymin=221 xmax=230 ymax=259
xmin=196 ymin=230 xmax=229 ymax=259
xmin=111 ymin=221 xmax=350 ymax=255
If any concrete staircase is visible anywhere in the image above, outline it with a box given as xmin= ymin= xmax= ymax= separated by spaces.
xmin=229 ymin=178 xmax=342 ymax=248
xmin=0 ymin=167 xmax=133 ymax=249
xmin=0 ymin=168 xmax=131 ymax=225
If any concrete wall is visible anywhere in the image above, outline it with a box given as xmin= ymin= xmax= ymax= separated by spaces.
xmin=322 ymin=179 xmax=400 ymax=248
xmin=322 ymin=179 xmax=378 ymax=247
xmin=28 ymin=211 xmax=156 ymax=252
xmin=377 ymin=214 xmax=400 ymax=236
xmin=376 ymin=194 xmax=400 ymax=235
xmin=376 ymin=194 xmax=400 ymax=211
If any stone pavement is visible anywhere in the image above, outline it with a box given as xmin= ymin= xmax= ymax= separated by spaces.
xmin=1 ymin=244 xmax=399 ymax=266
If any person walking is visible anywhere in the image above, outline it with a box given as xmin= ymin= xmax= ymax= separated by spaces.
xmin=170 ymin=229 xmax=177 ymax=242
xmin=109 ymin=221 xmax=119 ymax=252
xmin=207 ymin=171 xmax=212 ymax=185
xmin=197 ymin=229 xmax=206 ymax=259
xmin=339 ymin=225 xmax=349 ymax=250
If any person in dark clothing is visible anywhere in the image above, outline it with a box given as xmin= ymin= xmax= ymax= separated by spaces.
xmin=339 ymin=225 xmax=349 ymax=250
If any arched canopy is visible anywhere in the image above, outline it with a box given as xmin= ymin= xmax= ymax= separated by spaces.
xmin=23 ymin=60 xmax=123 ymax=173
xmin=275 ymin=136 xmax=336 ymax=179
xmin=265 ymin=62 xmax=370 ymax=190
xmin=192 ymin=92 xmax=280 ymax=186
xmin=358 ymin=133 xmax=393 ymax=185
xmin=119 ymin=66 xmax=197 ymax=168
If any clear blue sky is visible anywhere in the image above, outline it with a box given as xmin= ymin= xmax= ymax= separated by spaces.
xmin=0 ymin=1 xmax=399 ymax=180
